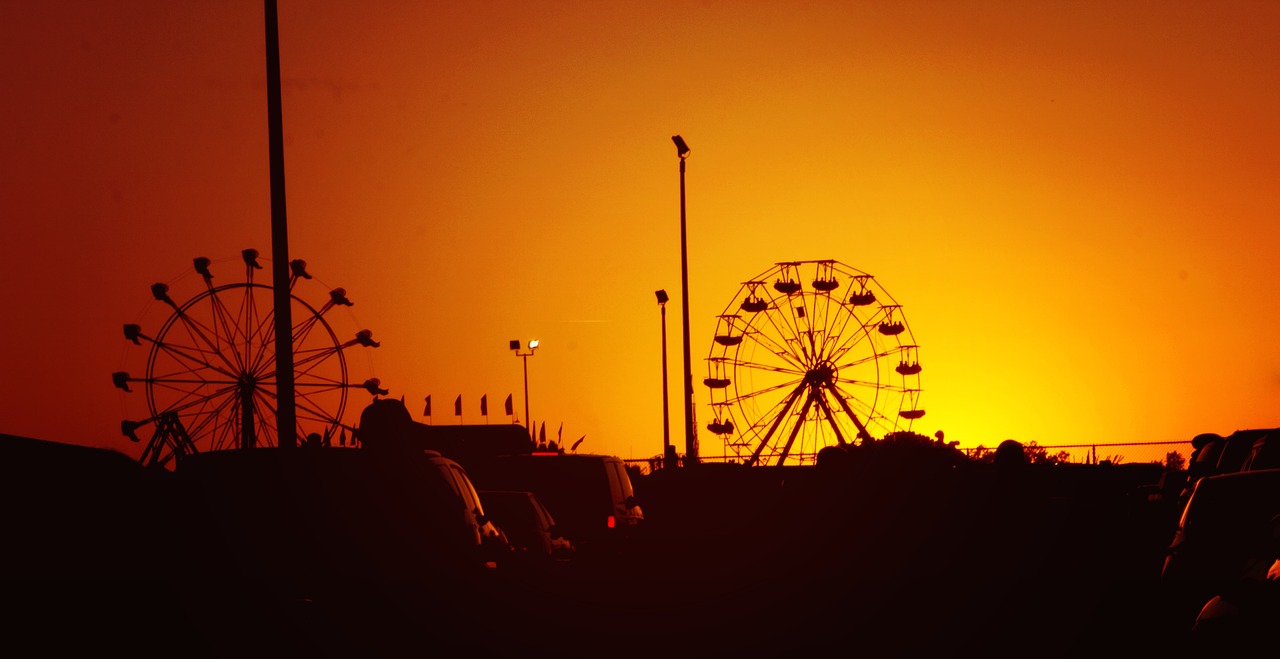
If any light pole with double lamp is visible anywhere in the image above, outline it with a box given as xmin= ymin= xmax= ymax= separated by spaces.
xmin=509 ymin=339 xmax=539 ymax=441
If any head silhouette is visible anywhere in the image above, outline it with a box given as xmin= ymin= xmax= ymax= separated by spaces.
xmin=994 ymin=439 xmax=1027 ymax=467
xmin=357 ymin=397 xmax=415 ymax=449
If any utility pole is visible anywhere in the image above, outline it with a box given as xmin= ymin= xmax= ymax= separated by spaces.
xmin=265 ymin=0 xmax=296 ymax=447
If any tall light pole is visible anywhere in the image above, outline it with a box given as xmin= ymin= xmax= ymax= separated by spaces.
xmin=655 ymin=289 xmax=674 ymax=467
xmin=510 ymin=339 xmax=539 ymax=441
xmin=265 ymin=0 xmax=296 ymax=447
xmin=672 ymin=135 xmax=698 ymax=464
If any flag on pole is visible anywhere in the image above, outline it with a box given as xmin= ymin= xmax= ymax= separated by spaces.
xmin=557 ymin=422 xmax=563 ymax=443
xmin=539 ymin=422 xmax=546 ymax=445
xmin=423 ymin=395 xmax=431 ymax=417
xmin=454 ymin=395 xmax=462 ymax=417
xmin=504 ymin=394 xmax=513 ymax=416
xmin=480 ymin=394 xmax=488 ymax=416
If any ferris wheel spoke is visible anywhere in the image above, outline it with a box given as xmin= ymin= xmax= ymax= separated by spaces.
xmin=726 ymin=377 xmax=804 ymax=407
xmin=197 ymin=287 xmax=268 ymax=374
xmin=253 ymin=385 xmax=340 ymax=441
xmin=295 ymin=396 xmax=342 ymax=427
xmin=246 ymin=389 xmax=281 ymax=448
xmin=832 ymin=346 xmax=898 ymax=371
xmin=242 ymin=287 xmax=279 ymax=380
xmin=131 ymin=331 xmax=236 ymax=381
xmin=171 ymin=389 xmax=243 ymax=448
xmin=291 ymin=312 xmax=328 ymax=351
xmin=820 ymin=300 xmax=861 ymax=361
xmin=805 ymin=292 xmax=845 ymax=361
xmin=824 ymin=383 xmax=875 ymax=442
xmin=161 ymin=314 xmax=245 ymax=377
xmin=812 ymin=389 xmax=851 ymax=447
xmin=146 ymin=350 xmax=238 ymax=384
xmin=726 ymin=357 xmax=804 ymax=378
xmin=292 ymin=345 xmax=344 ymax=372
xmin=757 ymin=307 xmax=807 ymax=356
xmin=153 ymin=381 xmax=240 ymax=420
xmin=199 ymin=408 xmax=235 ymax=452
xmin=826 ymin=328 xmax=873 ymax=366
xmin=203 ymin=285 xmax=254 ymax=374
xmin=827 ymin=309 xmax=891 ymax=361
xmin=253 ymin=354 xmax=346 ymax=390
xmin=738 ymin=325 xmax=806 ymax=372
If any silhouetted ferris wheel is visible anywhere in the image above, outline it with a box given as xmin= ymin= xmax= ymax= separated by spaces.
xmin=112 ymin=249 xmax=386 ymax=469
xmin=703 ymin=260 xmax=924 ymax=467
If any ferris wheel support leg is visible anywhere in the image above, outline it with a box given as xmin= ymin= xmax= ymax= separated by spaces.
xmin=747 ymin=382 xmax=807 ymax=467
xmin=831 ymin=390 xmax=874 ymax=444
xmin=813 ymin=393 xmax=849 ymax=447
xmin=777 ymin=391 xmax=819 ymax=466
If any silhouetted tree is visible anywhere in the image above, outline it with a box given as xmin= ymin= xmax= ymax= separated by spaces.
xmin=1024 ymin=441 xmax=1069 ymax=465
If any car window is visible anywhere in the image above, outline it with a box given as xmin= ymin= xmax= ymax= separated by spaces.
xmin=530 ymin=495 xmax=555 ymax=528
xmin=607 ymin=460 xmax=632 ymax=502
xmin=447 ymin=463 xmax=484 ymax=514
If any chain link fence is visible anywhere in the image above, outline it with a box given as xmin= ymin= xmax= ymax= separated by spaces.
xmin=961 ymin=440 xmax=1192 ymax=467
xmin=627 ymin=440 xmax=1195 ymax=475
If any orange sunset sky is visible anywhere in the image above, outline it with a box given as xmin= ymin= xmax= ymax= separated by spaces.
xmin=2 ymin=0 xmax=1279 ymax=465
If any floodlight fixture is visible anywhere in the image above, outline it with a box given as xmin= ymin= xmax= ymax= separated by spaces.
xmin=656 ymin=289 xmax=669 ymax=305
xmin=672 ymin=135 xmax=690 ymax=159
xmin=510 ymin=338 xmax=540 ymax=440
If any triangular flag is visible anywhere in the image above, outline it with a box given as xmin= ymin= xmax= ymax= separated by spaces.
xmin=504 ymin=394 xmax=513 ymax=416
xmin=539 ymin=422 xmax=546 ymax=444
xmin=454 ymin=395 xmax=462 ymax=416
xmin=480 ymin=394 xmax=488 ymax=416
xmin=558 ymin=422 xmax=563 ymax=442
xmin=571 ymin=436 xmax=584 ymax=452
xmin=423 ymin=395 xmax=431 ymax=417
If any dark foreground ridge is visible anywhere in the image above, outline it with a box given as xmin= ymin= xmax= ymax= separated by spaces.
xmin=2 ymin=431 xmax=1277 ymax=658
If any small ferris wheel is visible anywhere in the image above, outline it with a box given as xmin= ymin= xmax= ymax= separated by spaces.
xmin=112 ymin=249 xmax=387 ymax=469
xmin=703 ymin=259 xmax=924 ymax=467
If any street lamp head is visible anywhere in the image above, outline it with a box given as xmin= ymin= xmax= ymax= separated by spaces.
xmin=528 ymin=339 xmax=540 ymax=350
xmin=655 ymin=289 xmax=669 ymax=305
xmin=672 ymin=135 xmax=690 ymax=159
xmin=509 ymin=339 xmax=521 ymax=351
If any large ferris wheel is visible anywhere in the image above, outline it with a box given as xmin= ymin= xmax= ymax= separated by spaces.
xmin=703 ymin=260 xmax=925 ymax=467
xmin=112 ymin=249 xmax=386 ymax=469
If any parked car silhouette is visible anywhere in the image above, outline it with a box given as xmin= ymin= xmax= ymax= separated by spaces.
xmin=464 ymin=452 xmax=643 ymax=567
xmin=1188 ymin=511 xmax=1280 ymax=650
xmin=1161 ymin=467 xmax=1280 ymax=627
xmin=171 ymin=446 xmax=509 ymax=596
xmin=480 ymin=489 xmax=574 ymax=570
